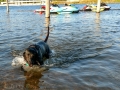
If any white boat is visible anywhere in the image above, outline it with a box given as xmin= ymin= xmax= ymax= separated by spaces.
xmin=82 ymin=4 xmax=93 ymax=11
xmin=82 ymin=3 xmax=110 ymax=11
xmin=100 ymin=2 xmax=111 ymax=10
xmin=50 ymin=4 xmax=63 ymax=14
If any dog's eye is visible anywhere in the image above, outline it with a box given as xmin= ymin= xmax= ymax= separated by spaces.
xmin=27 ymin=54 xmax=30 ymax=56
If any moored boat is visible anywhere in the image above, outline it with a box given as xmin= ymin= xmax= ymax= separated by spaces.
xmin=60 ymin=5 xmax=79 ymax=14
xmin=82 ymin=4 xmax=92 ymax=11
xmin=100 ymin=2 xmax=111 ymax=10
xmin=34 ymin=4 xmax=79 ymax=14
xmin=50 ymin=4 xmax=63 ymax=14
xmin=82 ymin=3 xmax=110 ymax=11
xmin=91 ymin=5 xmax=105 ymax=12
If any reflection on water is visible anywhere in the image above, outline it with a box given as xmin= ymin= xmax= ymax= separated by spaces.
xmin=24 ymin=71 xmax=43 ymax=89
xmin=0 ymin=4 xmax=120 ymax=90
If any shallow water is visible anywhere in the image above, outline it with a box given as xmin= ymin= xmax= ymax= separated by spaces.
xmin=0 ymin=4 xmax=120 ymax=90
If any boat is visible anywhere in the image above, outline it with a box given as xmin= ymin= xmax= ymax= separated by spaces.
xmin=100 ymin=2 xmax=111 ymax=10
xmin=59 ymin=5 xmax=79 ymax=14
xmin=34 ymin=5 xmax=45 ymax=14
xmin=34 ymin=4 xmax=62 ymax=14
xmin=91 ymin=5 xmax=105 ymax=12
xmin=34 ymin=4 xmax=79 ymax=14
xmin=82 ymin=4 xmax=92 ymax=11
xmin=82 ymin=3 xmax=110 ymax=11
xmin=50 ymin=4 xmax=63 ymax=14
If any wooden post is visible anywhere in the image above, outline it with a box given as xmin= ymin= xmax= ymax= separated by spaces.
xmin=6 ymin=0 xmax=9 ymax=12
xmin=45 ymin=18 xmax=50 ymax=28
xmin=96 ymin=0 xmax=101 ymax=13
xmin=45 ymin=17 xmax=50 ymax=37
xmin=45 ymin=0 xmax=50 ymax=18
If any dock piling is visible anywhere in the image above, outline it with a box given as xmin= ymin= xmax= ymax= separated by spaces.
xmin=45 ymin=0 xmax=50 ymax=18
xmin=96 ymin=0 xmax=101 ymax=13
xmin=6 ymin=0 xmax=9 ymax=12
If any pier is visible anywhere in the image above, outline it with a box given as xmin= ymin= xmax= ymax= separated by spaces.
xmin=0 ymin=0 xmax=45 ymax=6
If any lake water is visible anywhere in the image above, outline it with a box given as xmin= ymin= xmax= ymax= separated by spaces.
xmin=0 ymin=4 xmax=120 ymax=90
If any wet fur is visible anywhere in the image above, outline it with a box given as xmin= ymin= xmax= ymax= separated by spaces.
xmin=23 ymin=27 xmax=51 ymax=67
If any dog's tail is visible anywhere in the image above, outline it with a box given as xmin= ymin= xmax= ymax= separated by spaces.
xmin=44 ymin=26 xmax=49 ymax=43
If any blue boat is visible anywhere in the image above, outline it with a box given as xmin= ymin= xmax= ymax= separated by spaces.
xmin=58 ymin=5 xmax=79 ymax=14
xmin=34 ymin=4 xmax=79 ymax=14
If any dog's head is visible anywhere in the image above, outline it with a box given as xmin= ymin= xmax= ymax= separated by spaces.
xmin=23 ymin=48 xmax=38 ymax=67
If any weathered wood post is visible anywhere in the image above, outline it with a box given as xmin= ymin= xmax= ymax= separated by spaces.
xmin=96 ymin=0 xmax=101 ymax=13
xmin=45 ymin=18 xmax=50 ymax=28
xmin=6 ymin=0 xmax=9 ymax=12
xmin=45 ymin=0 xmax=50 ymax=18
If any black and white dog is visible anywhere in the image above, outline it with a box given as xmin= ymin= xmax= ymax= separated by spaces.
xmin=23 ymin=27 xmax=51 ymax=67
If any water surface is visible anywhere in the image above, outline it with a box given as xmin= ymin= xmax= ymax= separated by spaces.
xmin=0 ymin=4 xmax=120 ymax=90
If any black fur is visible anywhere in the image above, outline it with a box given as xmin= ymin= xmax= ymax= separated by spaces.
xmin=23 ymin=27 xmax=51 ymax=66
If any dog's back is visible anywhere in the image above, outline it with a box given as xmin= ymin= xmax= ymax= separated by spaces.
xmin=36 ymin=41 xmax=51 ymax=58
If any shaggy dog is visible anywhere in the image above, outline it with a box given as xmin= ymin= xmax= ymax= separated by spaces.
xmin=23 ymin=27 xmax=51 ymax=67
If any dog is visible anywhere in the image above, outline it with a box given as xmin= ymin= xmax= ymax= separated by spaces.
xmin=23 ymin=27 xmax=51 ymax=67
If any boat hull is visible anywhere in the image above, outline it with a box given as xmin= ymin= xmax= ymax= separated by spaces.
xmin=83 ymin=9 xmax=91 ymax=11
xmin=91 ymin=6 xmax=105 ymax=12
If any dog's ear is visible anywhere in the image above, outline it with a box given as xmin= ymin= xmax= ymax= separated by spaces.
xmin=23 ymin=52 xmax=25 ymax=57
xmin=23 ymin=51 xmax=27 ymax=63
xmin=23 ymin=50 xmax=32 ymax=66
xmin=23 ymin=52 xmax=26 ymax=62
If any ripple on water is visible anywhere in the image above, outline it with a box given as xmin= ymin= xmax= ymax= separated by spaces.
xmin=0 ymin=4 xmax=120 ymax=90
